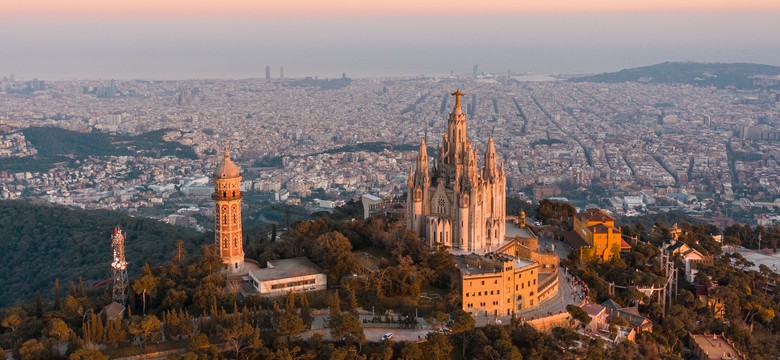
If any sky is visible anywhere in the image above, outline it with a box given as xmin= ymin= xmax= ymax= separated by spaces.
xmin=1 ymin=1 xmax=779 ymax=80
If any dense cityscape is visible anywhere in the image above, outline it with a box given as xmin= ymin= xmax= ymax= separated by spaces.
xmin=1 ymin=73 xmax=779 ymax=229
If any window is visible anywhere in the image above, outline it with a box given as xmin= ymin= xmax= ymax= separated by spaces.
xmin=222 ymin=214 xmax=227 ymax=225
xmin=497 ymin=290 xmax=500 ymax=294
xmin=437 ymin=197 xmax=446 ymax=213
xmin=233 ymin=237 xmax=238 ymax=247
xmin=490 ymin=291 xmax=493 ymax=295
xmin=233 ymin=213 xmax=237 ymax=224
xmin=466 ymin=293 xmax=469 ymax=297
xmin=223 ymin=238 xmax=228 ymax=249
xmin=481 ymin=281 xmax=484 ymax=285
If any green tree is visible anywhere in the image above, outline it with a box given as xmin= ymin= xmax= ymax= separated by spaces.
xmin=421 ymin=331 xmax=452 ymax=360
xmin=129 ymin=315 xmax=161 ymax=348
xmin=566 ymin=304 xmax=592 ymax=325
xmin=330 ymin=312 xmax=365 ymax=344
xmin=48 ymin=317 xmax=71 ymax=343
xmin=68 ymin=349 xmax=109 ymax=360
xmin=276 ymin=292 xmax=305 ymax=342
xmin=132 ymin=263 xmax=159 ymax=316
xmin=18 ymin=338 xmax=49 ymax=360
xmin=221 ymin=322 xmax=262 ymax=359
xmin=449 ymin=309 xmax=475 ymax=359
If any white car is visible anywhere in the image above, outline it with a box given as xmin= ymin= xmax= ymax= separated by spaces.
xmin=380 ymin=332 xmax=393 ymax=341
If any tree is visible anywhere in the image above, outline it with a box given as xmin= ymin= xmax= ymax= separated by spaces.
xmin=1 ymin=310 xmax=23 ymax=333
xmin=221 ymin=321 xmax=262 ymax=359
xmin=330 ymin=312 xmax=365 ymax=344
xmin=129 ymin=315 xmax=161 ymax=348
xmin=68 ymin=349 xmax=109 ymax=360
xmin=18 ymin=338 xmax=49 ymax=360
xmin=276 ymin=293 xmax=305 ymax=342
xmin=54 ymin=278 xmax=61 ymax=310
xmin=421 ymin=331 xmax=452 ymax=360
xmin=449 ymin=309 xmax=475 ymax=359
xmin=132 ymin=263 xmax=159 ymax=316
xmin=566 ymin=304 xmax=592 ymax=325
xmin=48 ymin=317 xmax=71 ymax=344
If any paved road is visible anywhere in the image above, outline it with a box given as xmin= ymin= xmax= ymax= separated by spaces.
xmin=302 ymin=327 xmax=430 ymax=343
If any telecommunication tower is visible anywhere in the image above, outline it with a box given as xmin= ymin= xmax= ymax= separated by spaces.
xmin=111 ymin=227 xmax=129 ymax=305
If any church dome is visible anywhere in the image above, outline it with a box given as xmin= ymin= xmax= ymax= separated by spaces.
xmin=214 ymin=148 xmax=241 ymax=178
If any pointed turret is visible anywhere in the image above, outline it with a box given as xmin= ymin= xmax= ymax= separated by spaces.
xmin=414 ymin=137 xmax=429 ymax=187
xmin=483 ymin=134 xmax=498 ymax=180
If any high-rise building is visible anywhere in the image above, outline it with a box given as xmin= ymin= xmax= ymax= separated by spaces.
xmin=265 ymin=66 xmax=271 ymax=82
xmin=212 ymin=145 xmax=245 ymax=272
xmin=407 ymin=90 xmax=506 ymax=253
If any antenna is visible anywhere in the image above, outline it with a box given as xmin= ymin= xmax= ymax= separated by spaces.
xmin=111 ymin=227 xmax=129 ymax=305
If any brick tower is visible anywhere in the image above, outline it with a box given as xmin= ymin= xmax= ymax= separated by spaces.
xmin=212 ymin=144 xmax=244 ymax=272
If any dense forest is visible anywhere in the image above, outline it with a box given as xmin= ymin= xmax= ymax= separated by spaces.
xmin=570 ymin=62 xmax=780 ymax=89
xmin=2 ymin=198 xmax=779 ymax=358
xmin=0 ymin=127 xmax=197 ymax=173
xmin=0 ymin=200 xmax=210 ymax=307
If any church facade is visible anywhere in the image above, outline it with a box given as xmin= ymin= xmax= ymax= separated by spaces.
xmin=407 ymin=90 xmax=506 ymax=252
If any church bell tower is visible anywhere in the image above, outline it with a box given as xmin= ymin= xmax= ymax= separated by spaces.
xmin=212 ymin=144 xmax=244 ymax=272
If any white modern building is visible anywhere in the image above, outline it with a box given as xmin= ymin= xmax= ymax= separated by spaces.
xmin=247 ymin=258 xmax=327 ymax=297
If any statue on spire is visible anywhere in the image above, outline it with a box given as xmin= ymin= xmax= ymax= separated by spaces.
xmin=452 ymin=89 xmax=466 ymax=110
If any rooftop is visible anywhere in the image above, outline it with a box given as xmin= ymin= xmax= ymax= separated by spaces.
xmin=690 ymin=333 xmax=745 ymax=360
xmin=249 ymin=257 xmax=324 ymax=282
xmin=505 ymin=221 xmax=538 ymax=239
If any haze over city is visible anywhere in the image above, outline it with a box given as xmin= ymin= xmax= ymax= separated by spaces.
xmin=1 ymin=0 xmax=779 ymax=79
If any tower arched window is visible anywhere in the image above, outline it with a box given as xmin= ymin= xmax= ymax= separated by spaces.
xmin=232 ymin=191 xmax=236 ymax=197
xmin=233 ymin=213 xmax=237 ymax=224
xmin=223 ymin=214 xmax=227 ymax=225
xmin=233 ymin=237 xmax=237 ymax=247
xmin=223 ymin=238 xmax=228 ymax=249
xmin=223 ymin=191 xmax=227 ymax=197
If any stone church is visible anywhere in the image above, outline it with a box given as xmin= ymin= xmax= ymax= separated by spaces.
xmin=406 ymin=90 xmax=506 ymax=252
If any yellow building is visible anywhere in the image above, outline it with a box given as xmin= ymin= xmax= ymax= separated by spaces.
xmin=457 ymin=253 xmax=540 ymax=318
xmin=570 ymin=208 xmax=625 ymax=262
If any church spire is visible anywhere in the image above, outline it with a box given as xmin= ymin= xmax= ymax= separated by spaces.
xmin=452 ymin=89 xmax=465 ymax=112
xmin=414 ymin=136 xmax=430 ymax=187
xmin=483 ymin=134 xmax=498 ymax=180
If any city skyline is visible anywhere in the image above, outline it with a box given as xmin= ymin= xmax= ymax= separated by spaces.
xmin=1 ymin=2 xmax=779 ymax=80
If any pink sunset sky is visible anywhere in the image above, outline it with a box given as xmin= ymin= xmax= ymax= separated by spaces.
xmin=2 ymin=0 xmax=780 ymax=18
xmin=1 ymin=0 xmax=778 ymax=79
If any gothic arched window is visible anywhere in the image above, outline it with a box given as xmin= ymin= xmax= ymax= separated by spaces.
xmin=233 ymin=213 xmax=237 ymax=224
xmin=222 ymin=214 xmax=227 ymax=225
xmin=223 ymin=238 xmax=228 ymax=248
xmin=437 ymin=197 xmax=446 ymax=213
xmin=233 ymin=237 xmax=238 ymax=247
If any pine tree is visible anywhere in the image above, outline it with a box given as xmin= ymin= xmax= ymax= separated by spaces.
xmin=54 ymin=278 xmax=61 ymax=310
xmin=78 ymin=276 xmax=85 ymax=297
xmin=34 ymin=292 xmax=43 ymax=317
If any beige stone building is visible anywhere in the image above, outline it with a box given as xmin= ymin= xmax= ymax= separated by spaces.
xmin=407 ymin=90 xmax=506 ymax=252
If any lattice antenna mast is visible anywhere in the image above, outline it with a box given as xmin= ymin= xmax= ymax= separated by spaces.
xmin=111 ymin=227 xmax=129 ymax=305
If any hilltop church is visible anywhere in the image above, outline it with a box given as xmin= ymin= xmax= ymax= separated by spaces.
xmin=406 ymin=90 xmax=506 ymax=253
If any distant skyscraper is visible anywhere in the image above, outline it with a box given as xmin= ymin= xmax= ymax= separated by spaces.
xmin=265 ymin=66 xmax=271 ymax=82
xmin=280 ymin=66 xmax=284 ymax=80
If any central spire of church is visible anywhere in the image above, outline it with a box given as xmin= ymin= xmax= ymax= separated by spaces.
xmin=452 ymin=89 xmax=465 ymax=111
